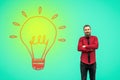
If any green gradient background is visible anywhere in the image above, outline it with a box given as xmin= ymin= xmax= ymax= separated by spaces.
xmin=0 ymin=0 xmax=120 ymax=80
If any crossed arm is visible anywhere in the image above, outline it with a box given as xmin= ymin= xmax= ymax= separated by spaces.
xmin=78 ymin=37 xmax=98 ymax=53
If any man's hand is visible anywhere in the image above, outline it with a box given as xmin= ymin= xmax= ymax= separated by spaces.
xmin=82 ymin=45 xmax=86 ymax=48
xmin=82 ymin=45 xmax=94 ymax=52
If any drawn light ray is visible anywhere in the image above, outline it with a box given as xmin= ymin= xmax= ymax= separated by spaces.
xmin=13 ymin=22 xmax=20 ymax=26
xmin=9 ymin=35 xmax=17 ymax=38
xmin=51 ymin=14 xmax=58 ymax=20
xmin=22 ymin=11 xmax=28 ymax=18
xmin=58 ymin=26 xmax=66 ymax=29
xmin=58 ymin=38 xmax=66 ymax=42
xmin=38 ymin=6 xmax=42 ymax=15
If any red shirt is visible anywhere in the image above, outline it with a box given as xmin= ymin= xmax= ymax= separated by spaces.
xmin=78 ymin=36 xmax=98 ymax=64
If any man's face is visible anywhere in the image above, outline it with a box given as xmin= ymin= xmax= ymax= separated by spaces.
xmin=84 ymin=26 xmax=91 ymax=37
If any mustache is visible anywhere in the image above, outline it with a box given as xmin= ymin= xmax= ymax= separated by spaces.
xmin=85 ymin=32 xmax=90 ymax=33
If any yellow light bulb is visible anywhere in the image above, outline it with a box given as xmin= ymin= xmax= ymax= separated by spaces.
xmin=20 ymin=16 xmax=57 ymax=70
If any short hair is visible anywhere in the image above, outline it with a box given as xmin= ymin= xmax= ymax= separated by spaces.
xmin=83 ymin=24 xmax=91 ymax=30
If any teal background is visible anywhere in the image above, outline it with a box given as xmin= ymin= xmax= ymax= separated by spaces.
xmin=0 ymin=0 xmax=120 ymax=80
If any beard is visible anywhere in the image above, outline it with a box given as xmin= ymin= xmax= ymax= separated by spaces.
xmin=85 ymin=32 xmax=91 ymax=37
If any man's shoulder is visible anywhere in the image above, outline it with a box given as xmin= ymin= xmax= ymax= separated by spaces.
xmin=91 ymin=35 xmax=98 ymax=38
xmin=80 ymin=36 xmax=98 ymax=39
xmin=90 ymin=35 xmax=98 ymax=39
xmin=80 ymin=35 xmax=97 ymax=38
xmin=80 ymin=35 xmax=98 ymax=39
xmin=80 ymin=36 xmax=86 ymax=39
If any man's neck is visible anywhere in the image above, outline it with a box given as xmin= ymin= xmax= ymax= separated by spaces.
xmin=85 ymin=35 xmax=91 ymax=38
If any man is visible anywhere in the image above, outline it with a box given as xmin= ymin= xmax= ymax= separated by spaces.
xmin=78 ymin=25 xmax=99 ymax=80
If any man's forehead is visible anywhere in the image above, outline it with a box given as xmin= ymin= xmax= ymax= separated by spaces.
xmin=84 ymin=26 xmax=90 ymax=29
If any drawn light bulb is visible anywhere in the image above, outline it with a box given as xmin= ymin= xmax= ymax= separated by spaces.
xmin=9 ymin=6 xmax=66 ymax=70
xmin=20 ymin=16 xmax=57 ymax=70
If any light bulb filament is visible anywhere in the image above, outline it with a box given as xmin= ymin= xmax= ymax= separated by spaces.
xmin=30 ymin=35 xmax=48 ymax=45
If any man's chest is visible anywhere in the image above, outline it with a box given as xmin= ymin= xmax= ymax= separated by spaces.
xmin=82 ymin=38 xmax=95 ymax=45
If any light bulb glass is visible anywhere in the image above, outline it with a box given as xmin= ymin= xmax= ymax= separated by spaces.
xmin=20 ymin=16 xmax=57 ymax=70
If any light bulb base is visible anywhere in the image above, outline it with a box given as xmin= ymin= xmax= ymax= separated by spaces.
xmin=32 ymin=58 xmax=45 ymax=70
